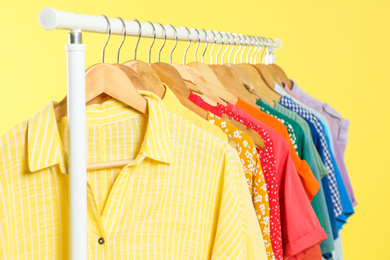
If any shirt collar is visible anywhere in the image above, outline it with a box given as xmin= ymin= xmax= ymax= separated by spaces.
xmin=27 ymin=91 xmax=173 ymax=174
xmin=27 ymin=101 xmax=68 ymax=173
xmin=137 ymin=91 xmax=173 ymax=165
xmin=274 ymin=82 xmax=290 ymax=97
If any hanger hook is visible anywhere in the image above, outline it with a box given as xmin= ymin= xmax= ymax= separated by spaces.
xmin=234 ymin=34 xmax=243 ymax=64
xmin=253 ymin=37 xmax=262 ymax=64
xmin=199 ymin=29 xmax=208 ymax=63
xmin=240 ymin=34 xmax=248 ymax=63
xmin=250 ymin=36 xmax=259 ymax=64
xmin=221 ymin=32 xmax=232 ymax=65
xmin=133 ymin=19 xmax=142 ymax=60
xmin=155 ymin=23 xmax=166 ymax=62
xmin=191 ymin=28 xmax=200 ymax=62
xmin=269 ymin=38 xmax=275 ymax=54
xmin=209 ymin=30 xmax=217 ymax=65
xmin=166 ymin=24 xmax=178 ymax=63
xmin=145 ymin=21 xmax=156 ymax=63
xmin=260 ymin=37 xmax=268 ymax=63
xmin=115 ymin=17 xmax=126 ymax=64
xmin=246 ymin=35 xmax=253 ymax=63
xmin=215 ymin=31 xmax=224 ymax=65
xmin=100 ymin=15 xmax=111 ymax=63
xmin=181 ymin=26 xmax=191 ymax=65
xmin=228 ymin=33 xmax=237 ymax=64
xmin=267 ymin=38 xmax=275 ymax=64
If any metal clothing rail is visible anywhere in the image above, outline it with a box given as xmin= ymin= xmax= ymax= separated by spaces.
xmin=37 ymin=7 xmax=282 ymax=260
xmin=39 ymin=7 xmax=282 ymax=48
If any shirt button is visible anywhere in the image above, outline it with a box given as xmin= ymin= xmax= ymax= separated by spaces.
xmin=98 ymin=237 xmax=105 ymax=245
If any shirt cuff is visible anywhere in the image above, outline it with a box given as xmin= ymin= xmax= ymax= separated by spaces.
xmin=284 ymin=226 xmax=327 ymax=259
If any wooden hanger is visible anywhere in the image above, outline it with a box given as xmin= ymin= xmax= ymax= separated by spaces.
xmin=169 ymin=63 xmax=225 ymax=106
xmin=186 ymin=30 xmax=239 ymax=104
xmin=187 ymin=62 xmax=238 ymax=104
xmin=151 ymin=62 xmax=207 ymax=118
xmin=230 ymin=36 xmax=281 ymax=107
xmin=151 ymin=62 xmax=239 ymax=150
xmin=176 ymin=28 xmax=228 ymax=106
xmin=54 ymin=64 xmax=149 ymax=171
xmin=208 ymin=64 xmax=260 ymax=107
xmin=123 ymin=60 xmax=166 ymax=98
xmin=117 ymin=20 xmax=166 ymax=98
xmin=228 ymin=63 xmax=280 ymax=106
xmin=247 ymin=37 xmax=276 ymax=88
xmin=112 ymin=64 xmax=151 ymax=91
xmin=184 ymin=62 xmax=238 ymax=104
xmin=267 ymin=63 xmax=293 ymax=89
xmin=54 ymin=63 xmax=148 ymax=121
xmin=182 ymin=56 xmax=268 ymax=149
xmin=169 ymin=63 xmax=202 ymax=93
xmin=251 ymin=63 xmax=277 ymax=88
xmin=56 ymin=18 xmax=150 ymax=171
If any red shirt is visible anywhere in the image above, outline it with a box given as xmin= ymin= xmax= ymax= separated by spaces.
xmin=233 ymin=99 xmax=320 ymax=202
xmin=189 ymin=93 xmax=284 ymax=259
xmin=224 ymin=103 xmax=327 ymax=259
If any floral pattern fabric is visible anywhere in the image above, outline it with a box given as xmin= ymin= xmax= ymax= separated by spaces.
xmin=216 ymin=106 xmax=283 ymax=260
xmin=207 ymin=112 xmax=275 ymax=260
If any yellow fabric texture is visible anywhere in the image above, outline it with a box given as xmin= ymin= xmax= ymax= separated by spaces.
xmin=161 ymin=84 xmax=228 ymax=142
xmin=162 ymin=85 xmax=267 ymax=259
xmin=0 ymin=91 xmax=256 ymax=259
xmin=207 ymin=112 xmax=274 ymax=260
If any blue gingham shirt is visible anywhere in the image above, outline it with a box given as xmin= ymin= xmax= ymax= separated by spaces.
xmin=280 ymin=96 xmax=343 ymax=217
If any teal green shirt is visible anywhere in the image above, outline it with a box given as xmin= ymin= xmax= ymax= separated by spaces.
xmin=274 ymin=103 xmax=328 ymax=177
xmin=257 ymin=99 xmax=302 ymax=156
xmin=271 ymin=101 xmax=335 ymax=254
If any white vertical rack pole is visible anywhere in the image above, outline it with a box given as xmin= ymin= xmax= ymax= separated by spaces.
xmin=66 ymin=30 xmax=87 ymax=260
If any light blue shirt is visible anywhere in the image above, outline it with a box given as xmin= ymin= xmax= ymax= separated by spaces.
xmin=274 ymin=83 xmax=354 ymax=227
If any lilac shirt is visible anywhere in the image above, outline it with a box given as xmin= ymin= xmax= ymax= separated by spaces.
xmin=283 ymin=81 xmax=356 ymax=207
xmin=285 ymin=80 xmax=350 ymax=157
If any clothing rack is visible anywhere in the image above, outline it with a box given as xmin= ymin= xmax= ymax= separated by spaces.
xmin=38 ymin=7 xmax=282 ymax=259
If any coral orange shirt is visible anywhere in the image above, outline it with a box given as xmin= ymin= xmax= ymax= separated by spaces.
xmin=188 ymin=93 xmax=284 ymax=260
xmin=233 ymin=99 xmax=320 ymax=202
xmin=223 ymin=103 xmax=327 ymax=259
xmin=296 ymin=245 xmax=322 ymax=260
xmin=189 ymin=93 xmax=327 ymax=259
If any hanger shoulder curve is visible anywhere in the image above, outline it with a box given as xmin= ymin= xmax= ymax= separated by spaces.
xmin=267 ymin=63 xmax=292 ymax=88
xmin=209 ymin=64 xmax=258 ymax=106
xmin=187 ymin=62 xmax=238 ymax=104
xmin=231 ymin=63 xmax=281 ymax=105
xmin=54 ymin=63 xmax=148 ymax=121
xmin=123 ymin=60 xmax=166 ymax=98
xmin=250 ymin=63 xmax=276 ymax=88
xmin=85 ymin=63 xmax=148 ymax=113
xmin=112 ymin=63 xmax=149 ymax=91
xmin=151 ymin=62 xmax=209 ymax=120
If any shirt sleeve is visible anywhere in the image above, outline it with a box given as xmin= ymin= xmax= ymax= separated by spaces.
xmin=296 ymin=160 xmax=320 ymax=202
xmin=273 ymin=137 xmax=327 ymax=258
xmin=211 ymin=145 xmax=258 ymax=260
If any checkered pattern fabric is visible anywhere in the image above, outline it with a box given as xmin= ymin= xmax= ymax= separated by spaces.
xmin=279 ymin=97 xmax=343 ymax=217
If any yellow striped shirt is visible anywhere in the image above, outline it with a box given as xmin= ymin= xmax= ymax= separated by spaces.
xmin=162 ymin=85 xmax=267 ymax=259
xmin=0 ymin=91 xmax=256 ymax=259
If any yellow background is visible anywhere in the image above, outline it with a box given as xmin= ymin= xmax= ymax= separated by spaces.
xmin=1 ymin=0 xmax=388 ymax=258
